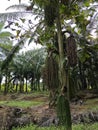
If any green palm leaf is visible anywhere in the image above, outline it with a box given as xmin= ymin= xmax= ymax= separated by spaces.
xmin=0 ymin=11 xmax=33 ymax=22
xmin=1 ymin=39 xmax=24 ymax=70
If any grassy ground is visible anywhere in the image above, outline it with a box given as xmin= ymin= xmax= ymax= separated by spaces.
xmin=12 ymin=123 xmax=98 ymax=130
xmin=0 ymin=100 xmax=44 ymax=108
xmin=85 ymin=98 xmax=98 ymax=111
xmin=0 ymin=91 xmax=48 ymax=108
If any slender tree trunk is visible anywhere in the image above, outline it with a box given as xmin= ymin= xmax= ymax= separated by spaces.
xmin=0 ymin=82 xmax=1 ymax=92
xmin=37 ymin=78 xmax=40 ymax=91
xmin=4 ymin=72 xmax=8 ymax=95
xmin=0 ymin=76 xmax=2 ymax=92
xmin=79 ymin=61 xmax=87 ymax=90
xmin=56 ymin=1 xmax=72 ymax=130
xmin=25 ymin=77 xmax=28 ymax=93
xmin=0 ymin=83 xmax=1 ymax=92
xmin=16 ymin=84 xmax=18 ymax=92
xmin=19 ymin=78 xmax=24 ymax=93
xmin=31 ymin=77 xmax=34 ymax=91
xmin=42 ymin=81 xmax=45 ymax=91
xmin=56 ymin=5 xmax=66 ymax=93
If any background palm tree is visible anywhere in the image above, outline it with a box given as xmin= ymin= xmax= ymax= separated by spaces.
xmin=1 ymin=47 xmax=46 ymax=93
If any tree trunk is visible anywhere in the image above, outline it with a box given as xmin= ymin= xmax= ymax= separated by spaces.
xmin=36 ymin=79 xmax=40 ymax=91
xmin=25 ymin=77 xmax=28 ymax=93
xmin=4 ymin=72 xmax=8 ymax=95
xmin=15 ymin=84 xmax=18 ymax=92
xmin=19 ymin=78 xmax=24 ymax=93
xmin=30 ymin=77 xmax=34 ymax=91
xmin=79 ymin=61 xmax=87 ymax=90
xmin=0 ymin=76 xmax=2 ymax=91
xmin=56 ymin=1 xmax=72 ymax=130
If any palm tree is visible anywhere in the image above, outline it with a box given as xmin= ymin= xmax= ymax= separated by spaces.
xmin=28 ymin=1 xmax=98 ymax=129
xmin=0 ymin=22 xmax=13 ymax=93
xmin=0 ymin=1 xmax=98 ymax=128
xmin=10 ymin=47 xmax=46 ymax=93
xmin=23 ymin=48 xmax=46 ymax=91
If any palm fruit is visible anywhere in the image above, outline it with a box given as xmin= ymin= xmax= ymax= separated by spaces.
xmin=66 ymin=36 xmax=77 ymax=67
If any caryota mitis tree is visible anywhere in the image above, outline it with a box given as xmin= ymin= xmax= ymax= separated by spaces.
xmin=31 ymin=0 xmax=73 ymax=129
xmin=28 ymin=0 xmax=98 ymax=129
xmin=1 ymin=0 xmax=98 ymax=129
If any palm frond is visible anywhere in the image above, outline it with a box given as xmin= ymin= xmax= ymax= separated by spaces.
xmin=0 ymin=46 xmax=10 ymax=54
xmin=1 ymin=38 xmax=24 ymax=70
xmin=28 ymin=20 xmax=45 ymax=44
xmin=6 ymin=4 xmax=28 ymax=11
xmin=7 ymin=3 xmax=34 ymax=11
xmin=88 ymin=12 xmax=98 ymax=30
xmin=0 ymin=11 xmax=33 ymax=22
xmin=0 ymin=48 xmax=6 ymax=60
xmin=0 ymin=42 xmax=12 ymax=52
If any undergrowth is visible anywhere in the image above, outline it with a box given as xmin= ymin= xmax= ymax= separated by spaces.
xmin=12 ymin=123 xmax=98 ymax=130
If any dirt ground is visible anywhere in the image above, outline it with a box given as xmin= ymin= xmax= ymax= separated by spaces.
xmin=0 ymin=90 xmax=98 ymax=129
xmin=0 ymin=90 xmax=98 ymax=116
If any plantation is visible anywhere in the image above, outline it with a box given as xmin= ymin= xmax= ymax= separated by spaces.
xmin=0 ymin=0 xmax=98 ymax=130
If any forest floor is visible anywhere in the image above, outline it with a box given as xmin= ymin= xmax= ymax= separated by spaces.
xmin=0 ymin=90 xmax=98 ymax=129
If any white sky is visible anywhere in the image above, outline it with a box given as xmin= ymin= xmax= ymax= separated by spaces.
xmin=0 ymin=0 xmax=30 ymax=13
xmin=0 ymin=0 xmax=19 ymax=13
xmin=0 ymin=0 xmax=42 ymax=52
xmin=0 ymin=0 xmax=97 ymax=51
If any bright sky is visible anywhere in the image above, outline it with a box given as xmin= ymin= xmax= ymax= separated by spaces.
xmin=0 ymin=0 xmax=97 ymax=51
xmin=0 ymin=0 xmax=18 ymax=13
xmin=0 ymin=0 xmax=42 ymax=52
xmin=0 ymin=0 xmax=29 ymax=13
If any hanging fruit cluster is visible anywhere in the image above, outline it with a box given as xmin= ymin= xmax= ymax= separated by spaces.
xmin=60 ymin=0 xmax=69 ymax=5
xmin=42 ymin=55 xmax=59 ymax=90
xmin=44 ymin=0 xmax=57 ymax=27
xmin=66 ymin=36 xmax=77 ymax=67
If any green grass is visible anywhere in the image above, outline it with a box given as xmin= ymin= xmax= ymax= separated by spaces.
xmin=88 ymin=105 xmax=98 ymax=111
xmin=30 ymin=91 xmax=49 ymax=96
xmin=73 ymin=123 xmax=98 ymax=130
xmin=0 ymin=100 xmax=43 ymax=108
xmin=12 ymin=123 xmax=98 ymax=130
xmin=85 ymin=98 xmax=98 ymax=111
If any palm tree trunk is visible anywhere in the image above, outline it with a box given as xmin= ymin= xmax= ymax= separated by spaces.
xmin=4 ymin=72 xmax=8 ymax=95
xmin=19 ymin=77 xmax=24 ymax=93
xmin=16 ymin=84 xmax=18 ymax=92
xmin=0 ymin=75 xmax=2 ymax=91
xmin=25 ymin=77 xmax=28 ymax=93
xmin=30 ymin=77 xmax=34 ymax=91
